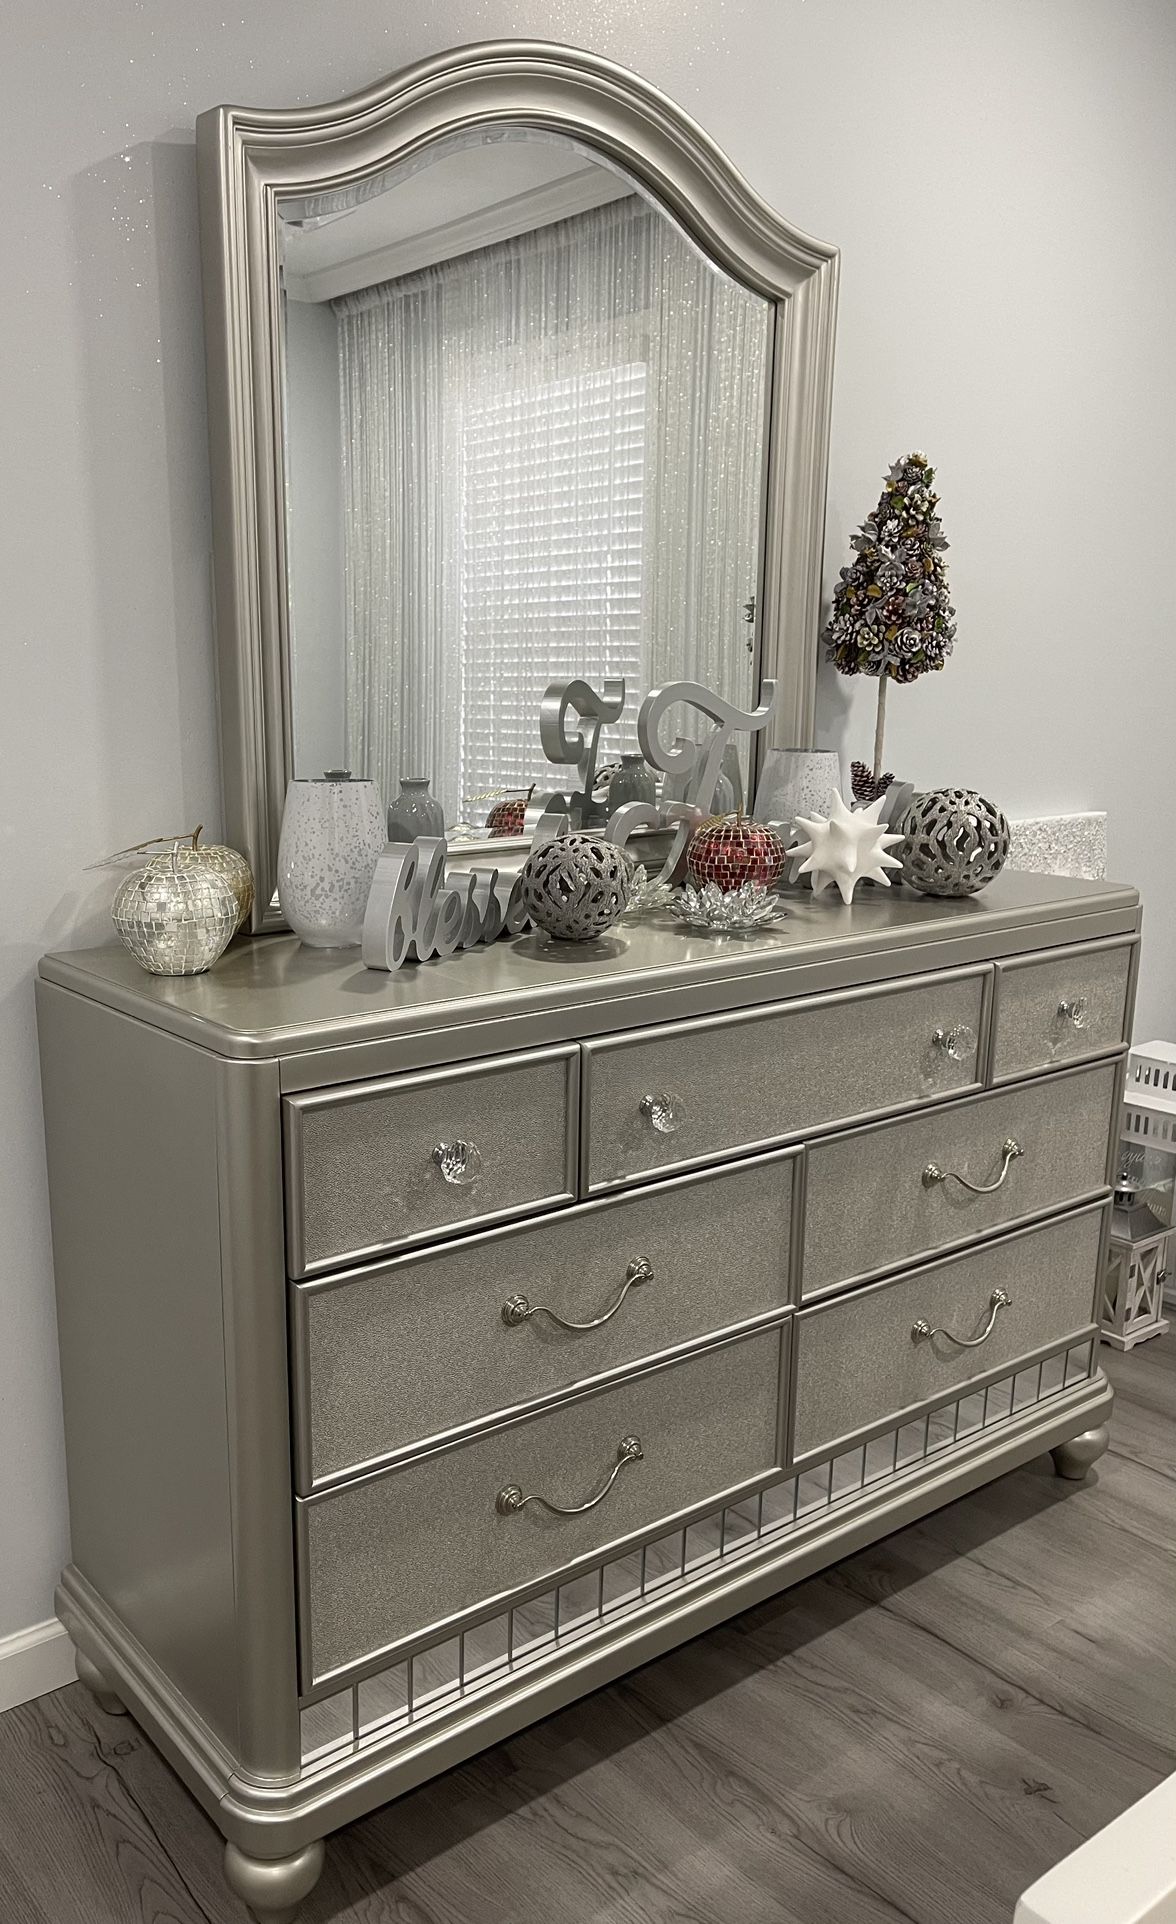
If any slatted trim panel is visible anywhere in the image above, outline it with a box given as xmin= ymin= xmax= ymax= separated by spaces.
xmin=299 ymin=1337 xmax=1097 ymax=1766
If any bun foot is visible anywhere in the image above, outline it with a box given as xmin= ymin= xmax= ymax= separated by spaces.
xmin=224 ymin=1839 xmax=325 ymax=1923
xmin=1051 ymin=1425 xmax=1110 ymax=1480
xmin=74 ymin=1650 xmax=127 ymax=1716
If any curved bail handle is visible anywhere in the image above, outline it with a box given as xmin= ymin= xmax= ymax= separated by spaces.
xmin=495 ymin=1435 xmax=644 ymax=1518
xmin=911 ymin=1287 xmax=1012 ymax=1348
xmin=923 ymin=1138 xmax=1023 ymax=1195
xmin=502 ymin=1256 xmax=653 ymax=1333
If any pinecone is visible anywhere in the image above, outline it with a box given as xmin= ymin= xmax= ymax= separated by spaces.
xmin=851 ymin=761 xmax=894 ymax=807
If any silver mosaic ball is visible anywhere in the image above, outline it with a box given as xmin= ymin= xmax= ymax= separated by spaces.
xmin=895 ymin=788 xmax=1011 ymax=897
xmin=520 ymin=834 xmax=633 ymax=940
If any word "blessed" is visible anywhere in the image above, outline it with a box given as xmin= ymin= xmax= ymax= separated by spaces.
xmin=361 ymin=837 xmax=530 ymax=972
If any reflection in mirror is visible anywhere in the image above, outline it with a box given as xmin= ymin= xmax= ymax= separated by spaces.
xmin=278 ymin=127 xmax=773 ymax=835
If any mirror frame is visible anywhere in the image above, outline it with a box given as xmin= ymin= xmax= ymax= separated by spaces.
xmin=196 ymin=40 xmax=839 ymax=931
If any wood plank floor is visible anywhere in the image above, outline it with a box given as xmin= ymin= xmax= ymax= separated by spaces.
xmin=1 ymin=1337 xmax=1172 ymax=1924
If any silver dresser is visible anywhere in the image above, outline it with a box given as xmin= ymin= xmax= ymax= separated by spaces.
xmin=37 ymin=871 xmax=1138 ymax=1922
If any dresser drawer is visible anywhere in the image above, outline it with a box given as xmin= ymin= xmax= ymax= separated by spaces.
xmin=284 ymin=1047 xmax=578 ymax=1276
xmin=297 ymin=1326 xmax=785 ymax=1686
xmin=583 ymin=969 xmax=987 ymax=1193
xmin=992 ymin=940 xmax=1134 ymax=1083
xmin=293 ymin=1148 xmax=798 ymax=1491
xmin=790 ymin=1205 xmax=1105 ymax=1464
xmin=802 ymin=1059 xmax=1117 ymax=1300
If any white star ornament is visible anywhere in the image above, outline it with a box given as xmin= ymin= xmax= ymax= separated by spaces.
xmin=788 ymin=791 xmax=905 ymax=907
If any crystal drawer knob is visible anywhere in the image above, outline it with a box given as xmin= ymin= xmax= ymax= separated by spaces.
xmin=1057 ymin=997 xmax=1088 ymax=1029
xmin=640 ymin=1091 xmax=686 ymax=1135
xmin=932 ymin=1024 xmax=975 ymax=1065
xmin=432 ymin=1139 xmax=483 ymax=1185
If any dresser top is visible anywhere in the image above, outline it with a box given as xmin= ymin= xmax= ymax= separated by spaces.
xmin=38 ymin=872 xmax=1140 ymax=1072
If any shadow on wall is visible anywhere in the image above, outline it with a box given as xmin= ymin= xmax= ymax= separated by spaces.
xmin=62 ymin=132 xmax=221 ymax=949
xmin=813 ymin=647 xmax=853 ymax=766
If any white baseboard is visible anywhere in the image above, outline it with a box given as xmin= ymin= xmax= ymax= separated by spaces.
xmin=0 ymin=1618 xmax=77 ymax=1713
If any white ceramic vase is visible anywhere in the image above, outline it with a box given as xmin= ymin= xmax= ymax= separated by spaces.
xmin=277 ymin=773 xmax=386 ymax=947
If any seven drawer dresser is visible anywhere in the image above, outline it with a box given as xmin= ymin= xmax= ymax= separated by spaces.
xmin=37 ymin=869 xmax=1139 ymax=1922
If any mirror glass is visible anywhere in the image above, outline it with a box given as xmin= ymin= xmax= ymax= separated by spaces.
xmin=277 ymin=126 xmax=773 ymax=836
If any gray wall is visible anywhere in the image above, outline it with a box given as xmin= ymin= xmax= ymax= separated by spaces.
xmin=2 ymin=0 xmax=1174 ymax=1642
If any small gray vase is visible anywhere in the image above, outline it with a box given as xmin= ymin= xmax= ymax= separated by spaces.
xmin=388 ymin=776 xmax=444 ymax=842
xmin=607 ymin=753 xmax=656 ymax=816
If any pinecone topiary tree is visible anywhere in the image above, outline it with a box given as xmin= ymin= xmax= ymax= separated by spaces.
xmin=824 ymin=452 xmax=956 ymax=796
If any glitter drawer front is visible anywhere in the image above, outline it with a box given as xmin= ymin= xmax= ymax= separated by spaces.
xmin=291 ymin=1148 xmax=798 ymax=1492
xmin=801 ymin=1060 xmax=1118 ymax=1299
xmin=790 ymin=1203 xmax=1105 ymax=1464
xmin=992 ymin=940 xmax=1133 ymax=1082
xmin=298 ymin=1332 xmax=1100 ymax=1768
xmin=297 ymin=1325 xmax=787 ymax=1688
xmin=283 ymin=1044 xmax=579 ymax=1275
xmin=582 ymin=968 xmax=986 ymax=1193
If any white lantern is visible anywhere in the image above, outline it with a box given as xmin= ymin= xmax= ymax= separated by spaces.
xmin=1104 ymin=1039 xmax=1176 ymax=1349
xmin=1119 ymin=1040 xmax=1176 ymax=1229
xmin=1103 ymin=1185 xmax=1171 ymax=1351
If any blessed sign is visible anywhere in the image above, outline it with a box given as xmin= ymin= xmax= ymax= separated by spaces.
xmin=361 ymin=838 xmax=530 ymax=973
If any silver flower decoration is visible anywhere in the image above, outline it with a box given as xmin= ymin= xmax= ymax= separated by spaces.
xmin=622 ymin=863 xmax=677 ymax=917
xmin=670 ymin=881 xmax=788 ymax=932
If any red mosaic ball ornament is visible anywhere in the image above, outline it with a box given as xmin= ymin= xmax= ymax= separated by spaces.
xmin=686 ymin=814 xmax=787 ymax=891
xmin=486 ymin=786 xmax=534 ymax=837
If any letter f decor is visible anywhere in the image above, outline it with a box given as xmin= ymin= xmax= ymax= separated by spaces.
xmin=608 ymin=679 xmax=780 ymax=886
xmin=525 ymin=676 xmax=627 ymax=838
xmin=638 ymin=680 xmax=778 ymax=815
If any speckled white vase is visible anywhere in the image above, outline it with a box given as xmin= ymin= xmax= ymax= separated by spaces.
xmin=278 ymin=774 xmax=386 ymax=947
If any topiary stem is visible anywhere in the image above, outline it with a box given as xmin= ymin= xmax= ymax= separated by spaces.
xmin=872 ymin=674 xmax=889 ymax=781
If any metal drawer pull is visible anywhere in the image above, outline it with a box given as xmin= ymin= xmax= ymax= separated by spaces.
xmin=432 ymin=1139 xmax=483 ymax=1186
xmin=495 ymin=1435 xmax=643 ymax=1517
xmin=932 ymin=1024 xmax=975 ymax=1064
xmin=923 ymin=1137 xmax=1023 ymax=1193
xmin=912 ymin=1287 xmax=1012 ymax=1347
xmin=1057 ymin=997 xmax=1089 ymax=1029
xmin=503 ymin=1257 xmax=654 ymax=1331
xmin=640 ymin=1091 xmax=686 ymax=1135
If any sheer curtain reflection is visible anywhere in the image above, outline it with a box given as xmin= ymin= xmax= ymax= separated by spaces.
xmin=334 ymin=197 xmax=768 ymax=827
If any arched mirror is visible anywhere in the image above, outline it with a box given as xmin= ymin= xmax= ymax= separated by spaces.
xmin=198 ymin=42 xmax=838 ymax=930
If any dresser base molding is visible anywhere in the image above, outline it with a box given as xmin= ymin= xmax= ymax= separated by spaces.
xmin=58 ymin=1369 xmax=1112 ymax=1881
